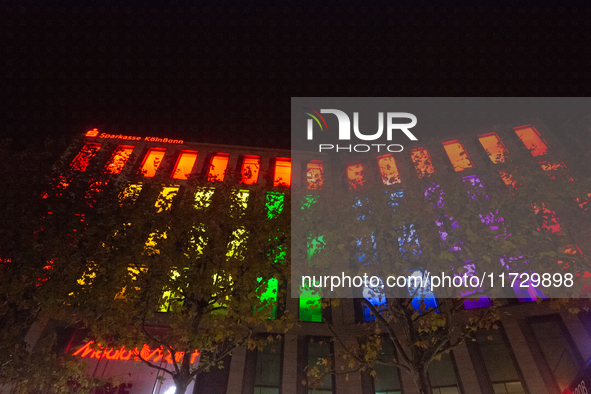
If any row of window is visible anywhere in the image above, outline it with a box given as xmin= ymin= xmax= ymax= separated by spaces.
xmin=200 ymin=315 xmax=580 ymax=394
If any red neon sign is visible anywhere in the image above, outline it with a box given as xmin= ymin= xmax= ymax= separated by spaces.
xmin=72 ymin=341 xmax=199 ymax=364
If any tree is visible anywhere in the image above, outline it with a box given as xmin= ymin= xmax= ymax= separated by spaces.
xmin=0 ymin=138 xmax=292 ymax=394
xmin=294 ymin=133 xmax=591 ymax=394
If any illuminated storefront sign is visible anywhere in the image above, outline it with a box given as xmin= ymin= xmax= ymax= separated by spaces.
xmin=85 ymin=129 xmax=184 ymax=144
xmin=72 ymin=340 xmax=199 ymax=364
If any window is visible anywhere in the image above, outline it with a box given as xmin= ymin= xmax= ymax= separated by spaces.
xmin=207 ymin=153 xmax=230 ymax=182
xmin=377 ymin=154 xmax=401 ymax=185
xmin=253 ymin=339 xmax=283 ymax=394
xmin=410 ymin=148 xmax=435 ymax=178
xmin=428 ymin=352 xmax=460 ymax=394
xmin=513 ymin=125 xmax=549 ymax=157
xmin=529 ymin=318 xmax=580 ymax=391
xmin=442 ymin=140 xmax=474 ymax=172
xmin=478 ymin=132 xmax=507 ymax=164
xmin=105 ymin=145 xmax=134 ymax=175
xmin=299 ymin=285 xmax=322 ymax=322
xmin=119 ymin=183 xmax=143 ymax=204
xmin=475 ymin=329 xmax=526 ymax=394
xmin=171 ymin=150 xmax=198 ymax=180
xmin=71 ymin=143 xmax=101 ymax=172
xmin=154 ymin=186 xmax=179 ymax=213
xmin=241 ymin=155 xmax=261 ymax=184
xmin=307 ymin=340 xmax=333 ymax=394
xmin=140 ymin=148 xmax=166 ymax=177
xmin=307 ymin=160 xmax=324 ymax=190
xmin=274 ymin=157 xmax=292 ymax=187
xmin=373 ymin=339 xmax=403 ymax=394
xmin=347 ymin=163 xmax=365 ymax=190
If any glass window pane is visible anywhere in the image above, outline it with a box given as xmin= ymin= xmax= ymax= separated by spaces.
xmin=478 ymin=132 xmax=507 ymax=164
xmin=254 ymin=340 xmax=282 ymax=388
xmin=513 ymin=125 xmax=549 ymax=156
xmin=346 ymin=163 xmax=365 ymax=190
xmin=428 ymin=352 xmax=458 ymax=387
xmin=377 ymin=154 xmax=401 ymax=185
xmin=476 ymin=330 xmax=522 ymax=384
xmin=505 ymin=381 xmax=524 ymax=393
xmin=207 ymin=153 xmax=230 ymax=182
xmin=307 ymin=160 xmax=324 ymax=190
xmin=442 ymin=140 xmax=474 ymax=172
xmin=106 ymin=145 xmax=134 ymax=174
xmin=71 ymin=143 xmax=102 ymax=172
xmin=308 ymin=341 xmax=332 ymax=390
xmin=411 ymin=147 xmax=435 ymax=178
xmin=140 ymin=148 xmax=166 ymax=177
xmin=240 ymin=155 xmax=261 ymax=184
xmin=274 ymin=158 xmax=291 ymax=187
xmin=171 ymin=150 xmax=198 ymax=180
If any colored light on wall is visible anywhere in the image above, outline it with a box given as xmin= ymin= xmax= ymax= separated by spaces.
xmin=155 ymin=186 xmax=179 ymax=213
xmin=140 ymin=148 xmax=166 ymax=177
xmin=306 ymin=160 xmax=324 ymax=190
xmin=171 ymin=150 xmax=198 ymax=180
xmin=207 ymin=153 xmax=230 ymax=182
xmin=240 ymin=155 xmax=261 ymax=185
xmin=71 ymin=143 xmax=102 ymax=172
xmin=274 ymin=157 xmax=291 ymax=187
xmin=410 ymin=148 xmax=435 ymax=178
xmin=478 ymin=132 xmax=507 ymax=164
xmin=377 ymin=154 xmax=401 ymax=185
xmin=346 ymin=163 xmax=365 ymax=190
xmin=105 ymin=145 xmax=134 ymax=175
xmin=442 ymin=140 xmax=474 ymax=172
xmin=514 ymin=125 xmax=549 ymax=156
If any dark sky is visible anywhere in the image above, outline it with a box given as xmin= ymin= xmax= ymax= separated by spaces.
xmin=4 ymin=1 xmax=591 ymax=149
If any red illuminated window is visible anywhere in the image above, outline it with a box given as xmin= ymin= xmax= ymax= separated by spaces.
xmin=514 ymin=125 xmax=549 ymax=157
xmin=140 ymin=148 xmax=167 ymax=177
xmin=442 ymin=140 xmax=474 ymax=172
xmin=240 ymin=155 xmax=261 ymax=185
xmin=71 ymin=143 xmax=101 ymax=172
xmin=105 ymin=145 xmax=135 ymax=175
xmin=478 ymin=132 xmax=507 ymax=164
xmin=376 ymin=154 xmax=401 ymax=185
xmin=207 ymin=153 xmax=230 ymax=182
xmin=171 ymin=150 xmax=198 ymax=180
xmin=346 ymin=163 xmax=365 ymax=190
xmin=307 ymin=160 xmax=324 ymax=190
xmin=274 ymin=157 xmax=291 ymax=187
xmin=532 ymin=202 xmax=562 ymax=235
xmin=410 ymin=148 xmax=435 ymax=178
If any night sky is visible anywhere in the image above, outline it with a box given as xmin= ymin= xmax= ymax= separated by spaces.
xmin=4 ymin=1 xmax=591 ymax=150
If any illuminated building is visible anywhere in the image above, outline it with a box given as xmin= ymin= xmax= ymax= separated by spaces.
xmin=25 ymin=122 xmax=591 ymax=394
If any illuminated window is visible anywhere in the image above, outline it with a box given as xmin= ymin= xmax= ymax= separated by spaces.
xmin=266 ymin=192 xmax=285 ymax=219
xmin=119 ymin=183 xmax=143 ymax=204
xmin=160 ymin=270 xmax=183 ymax=312
xmin=346 ymin=163 xmax=365 ymax=190
xmin=105 ymin=145 xmax=134 ymax=175
xmin=227 ymin=227 xmax=247 ymax=259
xmin=71 ymin=143 xmax=101 ymax=172
xmin=410 ymin=148 xmax=435 ymax=178
xmin=532 ymin=202 xmax=562 ymax=235
xmin=240 ymin=155 xmax=261 ymax=185
xmin=115 ymin=266 xmax=148 ymax=300
xmin=307 ymin=160 xmax=324 ymax=190
xmin=155 ymin=186 xmax=179 ymax=213
xmin=377 ymin=154 xmax=401 ymax=185
xmin=171 ymin=150 xmax=198 ymax=180
xmin=207 ymin=153 xmax=230 ymax=182
xmin=140 ymin=148 xmax=166 ymax=177
xmin=478 ymin=132 xmax=507 ymax=164
xmin=442 ymin=140 xmax=474 ymax=172
xmin=194 ymin=187 xmax=215 ymax=209
xmin=256 ymin=277 xmax=278 ymax=319
xmin=145 ymin=230 xmax=167 ymax=256
xmin=274 ymin=157 xmax=292 ymax=187
xmin=300 ymin=285 xmax=322 ymax=322
xmin=230 ymin=190 xmax=249 ymax=218
xmin=514 ymin=125 xmax=549 ymax=156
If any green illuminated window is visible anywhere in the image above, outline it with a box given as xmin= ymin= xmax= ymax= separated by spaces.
xmin=256 ymin=277 xmax=278 ymax=319
xmin=266 ymin=192 xmax=285 ymax=219
xmin=300 ymin=285 xmax=322 ymax=322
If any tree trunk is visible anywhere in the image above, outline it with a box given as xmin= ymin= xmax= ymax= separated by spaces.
xmin=173 ymin=352 xmax=194 ymax=394
xmin=410 ymin=366 xmax=433 ymax=394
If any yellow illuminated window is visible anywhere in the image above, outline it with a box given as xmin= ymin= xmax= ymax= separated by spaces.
xmin=207 ymin=153 xmax=230 ymax=182
xmin=155 ymin=186 xmax=179 ymax=213
xmin=227 ymin=227 xmax=247 ymax=259
xmin=514 ymin=125 xmax=549 ymax=157
xmin=307 ymin=160 xmax=324 ymax=190
xmin=119 ymin=183 xmax=143 ymax=204
xmin=194 ymin=187 xmax=215 ymax=209
xmin=274 ymin=158 xmax=292 ymax=187
xmin=71 ymin=143 xmax=102 ymax=172
xmin=145 ymin=230 xmax=167 ymax=256
xmin=171 ymin=150 xmax=198 ymax=180
xmin=442 ymin=140 xmax=474 ymax=172
xmin=240 ymin=155 xmax=261 ymax=185
xmin=115 ymin=266 xmax=148 ymax=300
xmin=478 ymin=132 xmax=507 ymax=164
xmin=410 ymin=148 xmax=435 ymax=178
xmin=140 ymin=148 xmax=167 ymax=177
xmin=377 ymin=154 xmax=401 ymax=185
xmin=230 ymin=190 xmax=249 ymax=217
xmin=106 ymin=145 xmax=135 ymax=175
xmin=346 ymin=163 xmax=365 ymax=190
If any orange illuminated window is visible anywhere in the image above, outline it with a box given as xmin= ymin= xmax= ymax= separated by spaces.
xmin=442 ymin=140 xmax=474 ymax=172
xmin=140 ymin=148 xmax=167 ymax=177
xmin=478 ymin=132 xmax=507 ymax=164
xmin=207 ymin=153 xmax=230 ymax=182
xmin=105 ymin=145 xmax=135 ymax=175
xmin=240 ymin=155 xmax=261 ymax=185
xmin=274 ymin=158 xmax=292 ymax=187
xmin=171 ymin=150 xmax=198 ymax=180
xmin=346 ymin=163 xmax=365 ymax=190
xmin=376 ymin=154 xmax=401 ymax=185
xmin=514 ymin=125 xmax=549 ymax=157
xmin=71 ymin=143 xmax=101 ymax=172
xmin=532 ymin=202 xmax=562 ymax=235
xmin=410 ymin=148 xmax=435 ymax=178
xmin=307 ymin=160 xmax=324 ymax=190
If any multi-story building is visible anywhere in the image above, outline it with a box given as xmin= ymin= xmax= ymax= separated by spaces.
xmin=24 ymin=120 xmax=591 ymax=394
